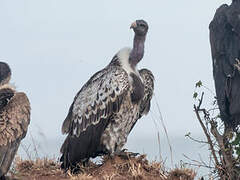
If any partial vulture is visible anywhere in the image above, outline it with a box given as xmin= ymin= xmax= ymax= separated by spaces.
xmin=209 ymin=0 xmax=240 ymax=129
xmin=0 ymin=62 xmax=31 ymax=180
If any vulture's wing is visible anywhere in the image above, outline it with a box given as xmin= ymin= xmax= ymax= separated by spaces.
xmin=129 ymin=68 xmax=154 ymax=133
xmin=61 ymin=64 xmax=130 ymax=137
xmin=139 ymin=69 xmax=154 ymax=118
xmin=0 ymin=137 xmax=21 ymax=177
xmin=0 ymin=92 xmax=31 ymax=146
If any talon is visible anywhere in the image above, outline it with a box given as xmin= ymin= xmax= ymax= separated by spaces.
xmin=121 ymin=148 xmax=128 ymax=152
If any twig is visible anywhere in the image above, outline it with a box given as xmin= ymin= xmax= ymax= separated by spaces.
xmin=157 ymin=132 xmax=162 ymax=163
xmin=197 ymin=92 xmax=204 ymax=109
xmin=193 ymin=93 xmax=220 ymax=168
xmin=20 ymin=143 xmax=32 ymax=160
xmin=150 ymin=111 xmax=163 ymax=162
xmin=154 ymin=94 xmax=173 ymax=166
xmin=185 ymin=134 xmax=208 ymax=144
xmin=183 ymin=154 xmax=210 ymax=168
xmin=29 ymin=132 xmax=39 ymax=159
xmin=193 ymin=92 xmax=240 ymax=179
xmin=202 ymin=85 xmax=216 ymax=96
xmin=210 ymin=122 xmax=237 ymax=178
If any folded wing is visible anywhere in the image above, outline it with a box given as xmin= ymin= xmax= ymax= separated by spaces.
xmin=0 ymin=92 xmax=30 ymax=146
xmin=62 ymin=65 xmax=130 ymax=138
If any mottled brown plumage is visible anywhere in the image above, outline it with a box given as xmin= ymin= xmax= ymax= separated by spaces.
xmin=0 ymin=62 xmax=31 ymax=179
xmin=0 ymin=91 xmax=30 ymax=146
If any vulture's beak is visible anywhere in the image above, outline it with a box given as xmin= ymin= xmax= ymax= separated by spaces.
xmin=130 ymin=21 xmax=137 ymax=29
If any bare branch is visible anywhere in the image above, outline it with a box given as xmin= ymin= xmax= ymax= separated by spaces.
xmin=210 ymin=122 xmax=236 ymax=178
xmin=193 ymin=91 xmax=240 ymax=179
xmin=183 ymin=154 xmax=214 ymax=169
xmin=185 ymin=134 xmax=208 ymax=144
xmin=193 ymin=104 xmax=220 ymax=168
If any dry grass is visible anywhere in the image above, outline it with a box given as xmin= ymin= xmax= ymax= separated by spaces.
xmin=167 ymin=168 xmax=196 ymax=180
xmin=8 ymin=155 xmax=196 ymax=180
xmin=10 ymin=156 xmax=67 ymax=180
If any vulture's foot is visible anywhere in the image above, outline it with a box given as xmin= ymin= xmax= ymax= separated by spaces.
xmin=234 ymin=58 xmax=240 ymax=72
xmin=121 ymin=148 xmax=128 ymax=152
xmin=115 ymin=150 xmax=139 ymax=159
xmin=67 ymin=158 xmax=90 ymax=174
xmin=81 ymin=159 xmax=90 ymax=167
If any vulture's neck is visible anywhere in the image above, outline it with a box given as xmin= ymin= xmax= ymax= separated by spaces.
xmin=129 ymin=34 xmax=146 ymax=68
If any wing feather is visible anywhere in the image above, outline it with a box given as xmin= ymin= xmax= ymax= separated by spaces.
xmin=0 ymin=92 xmax=30 ymax=146
xmin=62 ymin=65 xmax=130 ymax=137
xmin=139 ymin=69 xmax=154 ymax=117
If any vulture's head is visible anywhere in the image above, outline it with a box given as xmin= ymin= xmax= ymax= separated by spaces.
xmin=130 ymin=20 xmax=148 ymax=36
xmin=0 ymin=62 xmax=11 ymax=86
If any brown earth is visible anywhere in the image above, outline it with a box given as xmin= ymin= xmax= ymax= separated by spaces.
xmin=8 ymin=155 xmax=196 ymax=180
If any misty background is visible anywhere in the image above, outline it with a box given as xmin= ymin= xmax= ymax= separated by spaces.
xmin=0 ymin=0 xmax=232 ymax=177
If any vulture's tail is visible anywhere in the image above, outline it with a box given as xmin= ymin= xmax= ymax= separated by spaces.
xmin=60 ymin=135 xmax=90 ymax=172
xmin=60 ymin=126 xmax=109 ymax=173
xmin=0 ymin=140 xmax=21 ymax=177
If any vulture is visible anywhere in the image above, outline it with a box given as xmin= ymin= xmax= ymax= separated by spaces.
xmin=0 ymin=62 xmax=31 ymax=180
xmin=60 ymin=19 xmax=154 ymax=171
xmin=209 ymin=0 xmax=240 ymax=129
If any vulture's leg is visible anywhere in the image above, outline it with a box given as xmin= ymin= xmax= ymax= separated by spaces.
xmin=234 ymin=58 xmax=240 ymax=71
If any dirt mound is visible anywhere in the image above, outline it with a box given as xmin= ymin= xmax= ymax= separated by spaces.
xmin=9 ymin=155 xmax=196 ymax=180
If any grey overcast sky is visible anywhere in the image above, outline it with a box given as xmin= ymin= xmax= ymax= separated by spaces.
xmin=0 ymin=0 xmax=232 ymax=157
